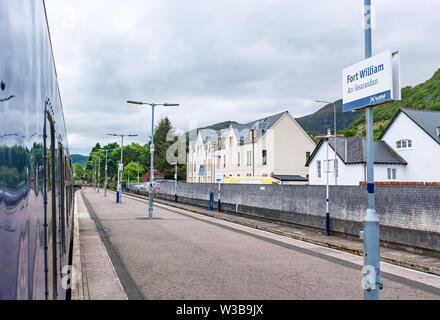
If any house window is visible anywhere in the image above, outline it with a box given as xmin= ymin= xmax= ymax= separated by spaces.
xmin=224 ymin=155 xmax=226 ymax=168
xmin=306 ymin=152 xmax=311 ymax=162
xmin=238 ymin=152 xmax=240 ymax=167
xmin=387 ymin=168 xmax=397 ymax=180
xmin=262 ymin=150 xmax=267 ymax=165
xmin=229 ymin=137 xmax=233 ymax=147
xmin=247 ymin=151 xmax=252 ymax=166
xmin=317 ymin=161 xmax=322 ymax=178
xmin=335 ymin=159 xmax=338 ymax=178
xmin=396 ymin=139 xmax=412 ymax=150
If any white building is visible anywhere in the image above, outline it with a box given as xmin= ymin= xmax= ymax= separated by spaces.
xmin=187 ymin=111 xmax=316 ymax=183
xmin=306 ymin=135 xmax=407 ymax=186
xmin=306 ymin=108 xmax=440 ymax=186
xmin=379 ymin=108 xmax=440 ymax=183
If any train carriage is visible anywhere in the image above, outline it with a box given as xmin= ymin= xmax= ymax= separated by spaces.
xmin=0 ymin=0 xmax=74 ymax=300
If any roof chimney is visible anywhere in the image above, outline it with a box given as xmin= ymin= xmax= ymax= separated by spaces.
xmin=327 ymin=128 xmax=331 ymax=136
xmin=437 ymin=126 xmax=440 ymax=137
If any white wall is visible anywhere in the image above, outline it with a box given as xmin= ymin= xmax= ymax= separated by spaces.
xmin=308 ymin=140 xmax=364 ymax=186
xmin=382 ymin=112 xmax=440 ymax=182
xmin=308 ymin=139 xmax=405 ymax=186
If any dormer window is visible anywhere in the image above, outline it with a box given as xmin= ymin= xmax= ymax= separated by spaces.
xmin=396 ymin=139 xmax=412 ymax=150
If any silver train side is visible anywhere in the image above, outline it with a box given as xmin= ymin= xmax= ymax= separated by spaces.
xmin=0 ymin=1 xmax=74 ymax=300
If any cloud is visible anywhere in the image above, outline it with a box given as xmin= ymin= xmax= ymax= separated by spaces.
xmin=44 ymin=0 xmax=440 ymax=154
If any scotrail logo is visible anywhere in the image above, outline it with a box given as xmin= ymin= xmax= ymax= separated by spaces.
xmin=370 ymin=93 xmax=386 ymax=104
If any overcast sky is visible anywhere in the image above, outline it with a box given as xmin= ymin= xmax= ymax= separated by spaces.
xmin=45 ymin=0 xmax=440 ymax=155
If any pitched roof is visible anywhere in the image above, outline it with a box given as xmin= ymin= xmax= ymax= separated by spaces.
xmin=379 ymin=108 xmax=440 ymax=145
xmin=199 ymin=111 xmax=290 ymax=147
xmin=306 ymin=136 xmax=407 ymax=166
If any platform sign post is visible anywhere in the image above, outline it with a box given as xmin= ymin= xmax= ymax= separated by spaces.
xmin=342 ymin=1 xmax=400 ymax=300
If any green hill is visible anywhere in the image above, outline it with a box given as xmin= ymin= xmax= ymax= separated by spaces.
xmin=343 ymin=68 xmax=440 ymax=139
xmin=71 ymin=154 xmax=88 ymax=168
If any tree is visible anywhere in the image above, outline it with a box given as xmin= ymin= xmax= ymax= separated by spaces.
xmin=84 ymin=117 xmax=188 ymax=184
xmin=73 ymin=163 xmax=85 ymax=181
xmin=122 ymin=161 xmax=145 ymax=185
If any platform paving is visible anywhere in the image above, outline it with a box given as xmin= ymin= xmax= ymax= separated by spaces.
xmin=80 ymin=188 xmax=440 ymax=300
xmin=71 ymin=190 xmax=127 ymax=300
xmin=131 ymin=193 xmax=440 ymax=277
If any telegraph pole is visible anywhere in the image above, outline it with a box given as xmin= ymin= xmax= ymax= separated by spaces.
xmin=363 ymin=0 xmax=382 ymax=300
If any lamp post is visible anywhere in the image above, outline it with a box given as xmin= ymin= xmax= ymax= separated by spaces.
xmin=97 ymin=155 xmax=101 ymax=193
xmin=316 ymin=100 xmax=338 ymax=185
xmin=97 ymin=148 xmax=116 ymax=197
xmin=127 ymin=100 xmax=180 ymax=219
xmin=93 ymin=160 xmax=97 ymax=191
xmin=107 ymin=134 xmax=138 ymax=203
xmin=137 ymin=169 xmax=140 ymax=184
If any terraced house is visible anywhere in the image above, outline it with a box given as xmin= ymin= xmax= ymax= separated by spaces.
xmin=187 ymin=111 xmax=316 ymax=184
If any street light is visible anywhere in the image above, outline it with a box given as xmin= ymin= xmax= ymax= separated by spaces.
xmin=127 ymin=100 xmax=180 ymax=219
xmin=97 ymin=148 xmax=116 ymax=197
xmin=316 ymin=100 xmax=338 ymax=185
xmin=97 ymin=155 xmax=101 ymax=193
xmin=107 ymin=133 xmax=138 ymax=203
xmin=91 ymin=155 xmax=102 ymax=192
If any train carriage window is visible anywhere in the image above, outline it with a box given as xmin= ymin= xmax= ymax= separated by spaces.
xmin=59 ymin=144 xmax=66 ymax=256
xmin=46 ymin=112 xmax=58 ymax=299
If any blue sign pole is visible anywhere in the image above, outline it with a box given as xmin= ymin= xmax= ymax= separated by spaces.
xmin=363 ymin=0 xmax=382 ymax=300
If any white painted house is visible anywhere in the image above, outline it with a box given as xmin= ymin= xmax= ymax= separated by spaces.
xmin=187 ymin=111 xmax=316 ymax=183
xmin=306 ymin=108 xmax=440 ymax=186
xmin=379 ymin=108 xmax=440 ymax=182
xmin=306 ymin=135 xmax=407 ymax=186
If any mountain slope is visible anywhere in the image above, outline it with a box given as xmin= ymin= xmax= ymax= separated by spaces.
xmin=295 ymin=99 xmax=363 ymax=135
xmin=71 ymin=154 xmax=88 ymax=168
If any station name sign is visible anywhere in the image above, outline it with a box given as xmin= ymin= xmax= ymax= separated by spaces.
xmin=342 ymin=50 xmax=400 ymax=112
